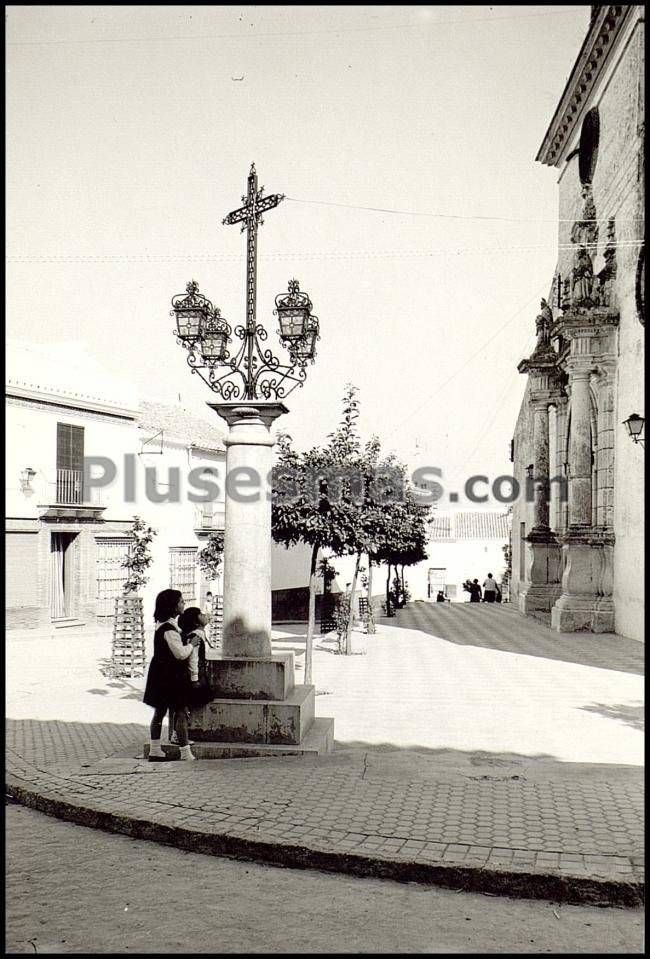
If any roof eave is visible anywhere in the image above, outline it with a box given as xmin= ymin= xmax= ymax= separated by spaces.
xmin=536 ymin=5 xmax=633 ymax=168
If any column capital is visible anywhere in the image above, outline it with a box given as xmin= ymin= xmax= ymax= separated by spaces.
xmin=529 ymin=392 xmax=553 ymax=410
xmin=208 ymin=400 xmax=288 ymax=430
xmin=565 ymin=358 xmax=594 ymax=379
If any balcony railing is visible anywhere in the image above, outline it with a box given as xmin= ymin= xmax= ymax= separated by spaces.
xmin=56 ymin=468 xmax=84 ymax=505
xmin=195 ymin=505 xmax=226 ymax=530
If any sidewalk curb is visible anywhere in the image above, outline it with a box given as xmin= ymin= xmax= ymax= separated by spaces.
xmin=7 ymin=778 xmax=643 ymax=908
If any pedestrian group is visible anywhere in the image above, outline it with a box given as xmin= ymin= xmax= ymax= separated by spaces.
xmin=463 ymin=573 xmax=503 ymax=604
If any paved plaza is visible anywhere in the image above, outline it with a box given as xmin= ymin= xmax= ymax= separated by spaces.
xmin=6 ymin=603 xmax=644 ymax=905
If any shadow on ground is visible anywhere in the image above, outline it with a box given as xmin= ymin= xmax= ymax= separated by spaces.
xmin=378 ymin=602 xmax=644 ymax=676
xmin=578 ymin=702 xmax=645 ymax=731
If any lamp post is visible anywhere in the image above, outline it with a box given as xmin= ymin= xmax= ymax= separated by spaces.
xmin=170 ymin=163 xmax=320 ymax=659
xmin=623 ymin=413 xmax=645 ymax=447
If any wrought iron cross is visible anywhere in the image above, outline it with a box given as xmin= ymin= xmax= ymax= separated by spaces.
xmin=223 ymin=163 xmax=285 ymax=334
xmin=172 ymin=163 xmax=317 ymax=402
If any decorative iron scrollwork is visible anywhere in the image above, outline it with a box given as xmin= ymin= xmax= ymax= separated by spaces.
xmin=171 ymin=165 xmax=320 ymax=401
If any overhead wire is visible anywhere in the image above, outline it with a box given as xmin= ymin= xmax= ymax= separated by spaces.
xmin=6 ymin=239 xmax=643 ymax=264
xmin=382 ymin=283 xmax=548 ymax=440
xmin=285 ymin=197 xmax=643 ymax=225
xmin=6 ymin=7 xmax=588 ymax=46
xmin=451 ymin=330 xmax=537 ymax=477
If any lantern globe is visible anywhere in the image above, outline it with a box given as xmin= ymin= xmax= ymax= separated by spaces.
xmin=623 ymin=413 xmax=645 ymax=440
xmin=275 ymin=279 xmax=313 ymax=342
xmin=200 ymin=308 xmax=231 ymax=364
xmin=171 ymin=280 xmax=213 ymax=344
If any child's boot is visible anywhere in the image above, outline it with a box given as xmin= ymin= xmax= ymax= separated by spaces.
xmin=149 ymin=739 xmax=166 ymax=760
xmin=179 ymin=745 xmax=196 ymax=761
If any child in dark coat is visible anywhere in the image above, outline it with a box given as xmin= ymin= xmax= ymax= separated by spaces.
xmin=143 ymin=589 xmax=200 ymax=761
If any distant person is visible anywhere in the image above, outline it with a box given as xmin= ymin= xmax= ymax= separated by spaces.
xmin=495 ymin=584 xmax=503 ymax=603
xmin=468 ymin=579 xmax=482 ymax=603
xmin=436 ymin=590 xmax=446 ymax=603
xmin=483 ymin=573 xmax=498 ymax=603
xmin=205 ymin=590 xmax=214 ymax=609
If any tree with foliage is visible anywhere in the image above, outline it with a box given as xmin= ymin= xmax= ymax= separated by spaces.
xmin=369 ymin=463 xmax=431 ymax=616
xmin=122 ymin=516 xmax=157 ymax=594
xmin=272 ymin=384 xmax=369 ymax=682
xmin=199 ymin=530 xmax=225 ymax=581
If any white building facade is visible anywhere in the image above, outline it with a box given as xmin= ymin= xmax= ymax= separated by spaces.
xmin=6 ymin=345 xmax=226 ymax=635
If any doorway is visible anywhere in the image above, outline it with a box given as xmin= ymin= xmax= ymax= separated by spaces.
xmin=427 ymin=568 xmax=447 ymax=600
xmin=50 ymin=532 xmax=77 ymax=620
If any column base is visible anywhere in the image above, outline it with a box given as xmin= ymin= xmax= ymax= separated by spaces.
xmin=520 ymin=533 xmax=561 ymax=616
xmin=551 ymin=595 xmax=613 ymax=633
xmin=519 ymin=584 xmax=562 ymax=616
xmin=550 ymin=530 xmax=615 ymax=634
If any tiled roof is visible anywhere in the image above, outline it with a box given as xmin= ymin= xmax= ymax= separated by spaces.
xmin=138 ymin=400 xmax=225 ymax=452
xmin=429 ymin=515 xmax=452 ymax=540
xmin=430 ymin=511 xmax=510 ymax=541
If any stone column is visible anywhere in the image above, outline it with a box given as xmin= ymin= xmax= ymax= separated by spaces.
xmin=531 ymin=400 xmax=551 ymax=532
xmin=553 ymin=398 xmax=569 ymax=533
xmin=551 ymin=358 xmax=612 ymax=632
xmin=566 ymin=366 xmax=593 ymax=528
xmin=209 ymin=401 xmax=287 ymax=657
xmin=592 ymin=362 xmax=616 ymax=529
xmin=518 ymin=395 xmax=561 ymax=617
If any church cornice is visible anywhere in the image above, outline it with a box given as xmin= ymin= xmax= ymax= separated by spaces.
xmin=536 ymin=5 xmax=635 ymax=168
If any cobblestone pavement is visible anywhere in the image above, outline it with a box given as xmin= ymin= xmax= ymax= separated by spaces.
xmin=7 ymin=803 xmax=643 ymax=954
xmin=5 ymin=606 xmax=644 ymax=905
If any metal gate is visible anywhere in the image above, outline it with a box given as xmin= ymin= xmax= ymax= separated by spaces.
xmin=96 ymin=537 xmax=132 ymax=618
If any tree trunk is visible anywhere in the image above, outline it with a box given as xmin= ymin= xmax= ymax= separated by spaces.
xmin=367 ymin=556 xmax=376 ymax=634
xmin=400 ymin=565 xmax=406 ymax=607
xmin=305 ymin=542 xmax=320 ymax=685
xmin=345 ymin=552 xmax=362 ymax=655
xmin=386 ymin=563 xmax=392 ymax=616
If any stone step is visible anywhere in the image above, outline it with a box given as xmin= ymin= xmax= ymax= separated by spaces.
xmin=143 ymin=717 xmax=335 ymax=761
xmin=203 ymin=651 xmax=295 ymax=700
xmin=188 ymin=683 xmax=315 ymax=746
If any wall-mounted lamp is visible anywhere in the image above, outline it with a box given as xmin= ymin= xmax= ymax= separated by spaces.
xmin=19 ymin=467 xmax=37 ymax=493
xmin=622 ymin=413 xmax=645 ymax=447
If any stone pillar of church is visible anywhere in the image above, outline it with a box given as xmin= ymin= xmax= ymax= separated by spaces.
xmin=553 ymin=398 xmax=569 ymax=533
xmin=518 ymin=394 xmax=561 ymax=617
xmin=551 ymin=359 xmax=612 ymax=632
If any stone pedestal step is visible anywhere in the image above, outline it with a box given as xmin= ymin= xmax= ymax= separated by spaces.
xmin=189 ymin=683 xmax=315 ymax=745
xmin=203 ymin=651 xmax=295 ymax=700
xmin=144 ymin=717 xmax=335 ymax=760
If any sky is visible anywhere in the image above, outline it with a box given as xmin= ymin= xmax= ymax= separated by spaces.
xmin=6 ymin=4 xmax=591 ymax=506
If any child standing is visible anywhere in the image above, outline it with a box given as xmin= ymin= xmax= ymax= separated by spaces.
xmin=178 ymin=606 xmax=215 ymax=700
xmin=142 ymin=589 xmax=200 ymax=761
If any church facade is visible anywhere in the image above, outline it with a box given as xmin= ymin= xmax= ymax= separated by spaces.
xmin=510 ymin=5 xmax=644 ymax=641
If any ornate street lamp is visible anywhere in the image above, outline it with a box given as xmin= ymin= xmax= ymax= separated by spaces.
xmin=622 ymin=413 xmax=645 ymax=446
xmin=290 ymin=314 xmax=320 ymax=365
xmin=199 ymin=308 xmax=232 ymax=364
xmin=170 ymin=164 xmax=320 ymax=400
xmin=171 ymin=280 xmax=213 ymax=344
xmin=275 ymin=279 xmax=313 ymax=342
